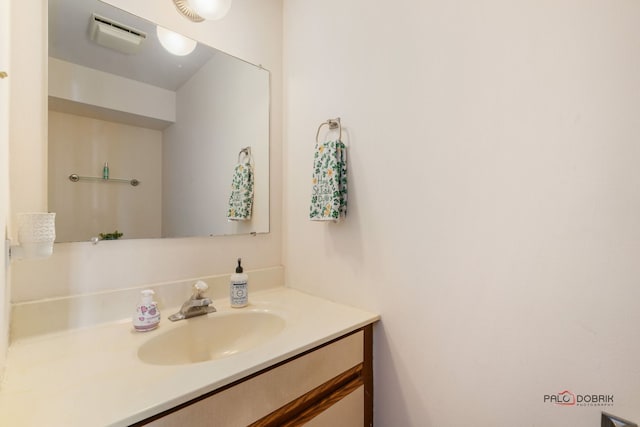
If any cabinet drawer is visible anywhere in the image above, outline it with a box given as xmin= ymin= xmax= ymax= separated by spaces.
xmin=303 ymin=386 xmax=365 ymax=427
xmin=144 ymin=330 xmax=364 ymax=427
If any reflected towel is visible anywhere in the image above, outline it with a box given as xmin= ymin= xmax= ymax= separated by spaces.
xmin=310 ymin=139 xmax=347 ymax=221
xmin=227 ymin=153 xmax=254 ymax=221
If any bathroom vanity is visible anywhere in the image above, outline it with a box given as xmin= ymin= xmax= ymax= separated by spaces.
xmin=138 ymin=326 xmax=372 ymax=426
xmin=0 ymin=285 xmax=378 ymax=426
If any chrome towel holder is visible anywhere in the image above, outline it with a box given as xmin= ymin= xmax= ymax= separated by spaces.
xmin=238 ymin=146 xmax=251 ymax=161
xmin=315 ymin=117 xmax=341 ymax=143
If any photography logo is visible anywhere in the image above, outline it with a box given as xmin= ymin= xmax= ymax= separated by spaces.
xmin=545 ymin=390 xmax=576 ymax=406
xmin=544 ymin=390 xmax=614 ymax=407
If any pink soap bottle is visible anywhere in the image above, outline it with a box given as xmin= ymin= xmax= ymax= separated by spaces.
xmin=133 ymin=289 xmax=160 ymax=331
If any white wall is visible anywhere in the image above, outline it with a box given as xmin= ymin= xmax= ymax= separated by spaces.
xmin=10 ymin=0 xmax=282 ymax=303
xmin=3 ymin=0 xmax=48 ymax=375
xmin=48 ymin=111 xmax=162 ymax=241
xmin=162 ymin=52 xmax=269 ymax=237
xmin=0 ymin=0 xmax=11 ymax=374
xmin=9 ymin=1 xmax=47 ymax=217
xmin=283 ymin=1 xmax=640 ymax=425
xmin=49 ymin=58 xmax=176 ymax=125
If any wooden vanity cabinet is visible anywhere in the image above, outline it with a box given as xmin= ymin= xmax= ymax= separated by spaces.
xmin=135 ymin=324 xmax=373 ymax=427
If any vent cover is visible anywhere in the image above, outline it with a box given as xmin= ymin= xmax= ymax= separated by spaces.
xmin=89 ymin=13 xmax=146 ymax=54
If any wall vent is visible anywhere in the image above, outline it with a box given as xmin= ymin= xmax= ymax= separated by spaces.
xmin=89 ymin=13 xmax=146 ymax=54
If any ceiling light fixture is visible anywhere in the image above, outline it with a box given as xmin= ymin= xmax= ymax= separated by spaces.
xmin=189 ymin=0 xmax=232 ymax=20
xmin=156 ymin=26 xmax=197 ymax=56
xmin=171 ymin=0 xmax=233 ymax=22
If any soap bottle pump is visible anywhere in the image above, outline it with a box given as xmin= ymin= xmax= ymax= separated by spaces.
xmin=230 ymin=258 xmax=248 ymax=308
xmin=133 ymin=289 xmax=160 ymax=331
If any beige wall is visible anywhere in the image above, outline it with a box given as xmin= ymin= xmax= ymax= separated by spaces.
xmin=10 ymin=0 xmax=282 ymax=303
xmin=0 ymin=0 xmax=10 ymax=374
xmin=9 ymin=1 xmax=47 ymax=218
xmin=48 ymin=111 xmax=162 ymax=242
xmin=283 ymin=1 xmax=640 ymax=425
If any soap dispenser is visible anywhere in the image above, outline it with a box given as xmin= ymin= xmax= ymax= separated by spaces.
xmin=230 ymin=258 xmax=248 ymax=308
xmin=102 ymin=161 xmax=109 ymax=180
xmin=133 ymin=289 xmax=160 ymax=331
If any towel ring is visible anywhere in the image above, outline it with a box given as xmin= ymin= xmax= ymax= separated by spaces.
xmin=315 ymin=118 xmax=341 ymax=144
xmin=238 ymin=146 xmax=252 ymax=162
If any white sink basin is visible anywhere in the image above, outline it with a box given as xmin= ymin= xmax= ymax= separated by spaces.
xmin=137 ymin=310 xmax=286 ymax=365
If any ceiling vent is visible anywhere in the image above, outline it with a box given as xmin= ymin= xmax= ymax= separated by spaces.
xmin=89 ymin=13 xmax=146 ymax=54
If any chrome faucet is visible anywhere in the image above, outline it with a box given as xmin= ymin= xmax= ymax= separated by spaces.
xmin=168 ymin=281 xmax=217 ymax=321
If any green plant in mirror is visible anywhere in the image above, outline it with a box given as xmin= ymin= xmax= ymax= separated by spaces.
xmin=99 ymin=230 xmax=124 ymax=240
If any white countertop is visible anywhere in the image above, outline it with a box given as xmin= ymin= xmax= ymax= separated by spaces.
xmin=0 ymin=287 xmax=379 ymax=427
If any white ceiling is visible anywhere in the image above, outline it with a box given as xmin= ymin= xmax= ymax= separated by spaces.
xmin=48 ymin=0 xmax=217 ymax=91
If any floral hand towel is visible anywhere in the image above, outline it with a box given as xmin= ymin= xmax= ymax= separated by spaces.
xmin=310 ymin=139 xmax=347 ymax=221
xmin=227 ymin=154 xmax=254 ymax=221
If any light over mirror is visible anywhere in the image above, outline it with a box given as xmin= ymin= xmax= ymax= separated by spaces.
xmin=47 ymin=0 xmax=270 ymax=242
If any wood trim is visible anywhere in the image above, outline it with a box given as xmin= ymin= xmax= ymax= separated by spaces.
xmin=249 ymin=364 xmax=364 ymax=427
xmin=363 ymin=324 xmax=374 ymax=427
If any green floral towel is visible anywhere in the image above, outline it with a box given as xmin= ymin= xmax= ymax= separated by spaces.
xmin=310 ymin=139 xmax=347 ymax=221
xmin=227 ymin=154 xmax=254 ymax=221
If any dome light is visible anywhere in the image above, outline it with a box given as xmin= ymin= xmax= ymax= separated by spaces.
xmin=156 ymin=26 xmax=197 ymax=56
xmin=189 ymin=0 xmax=233 ymax=21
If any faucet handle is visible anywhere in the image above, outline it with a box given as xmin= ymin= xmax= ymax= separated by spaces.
xmin=191 ymin=298 xmax=212 ymax=307
xmin=193 ymin=280 xmax=209 ymax=297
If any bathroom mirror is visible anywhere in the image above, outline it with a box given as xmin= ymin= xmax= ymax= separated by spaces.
xmin=47 ymin=0 xmax=270 ymax=242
